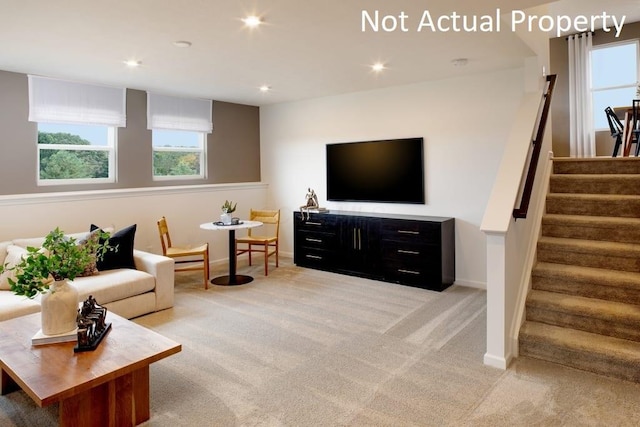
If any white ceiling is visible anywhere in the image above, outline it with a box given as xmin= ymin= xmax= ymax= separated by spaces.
xmin=0 ymin=0 xmax=637 ymax=106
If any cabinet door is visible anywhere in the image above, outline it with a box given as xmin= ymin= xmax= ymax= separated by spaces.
xmin=339 ymin=217 xmax=380 ymax=276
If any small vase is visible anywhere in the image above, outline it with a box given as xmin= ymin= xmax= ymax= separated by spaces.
xmin=40 ymin=279 xmax=79 ymax=335
xmin=220 ymin=212 xmax=232 ymax=225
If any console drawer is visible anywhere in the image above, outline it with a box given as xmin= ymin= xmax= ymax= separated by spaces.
xmin=381 ymin=242 xmax=437 ymax=262
xmin=297 ymin=230 xmax=338 ymax=250
xmin=380 ymin=219 xmax=440 ymax=243
xmin=296 ymin=248 xmax=335 ymax=269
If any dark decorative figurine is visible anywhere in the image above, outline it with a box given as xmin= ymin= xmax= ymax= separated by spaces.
xmin=74 ymin=295 xmax=112 ymax=352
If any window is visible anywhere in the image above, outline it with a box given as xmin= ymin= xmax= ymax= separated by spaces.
xmin=37 ymin=123 xmax=116 ymax=184
xmin=147 ymin=92 xmax=212 ymax=180
xmin=28 ymin=75 xmax=126 ymax=185
xmin=152 ymin=129 xmax=206 ymax=179
xmin=591 ymin=40 xmax=639 ymax=130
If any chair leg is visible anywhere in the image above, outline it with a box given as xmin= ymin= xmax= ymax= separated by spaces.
xmin=275 ymin=241 xmax=279 ymax=268
xmin=264 ymin=242 xmax=269 ymax=276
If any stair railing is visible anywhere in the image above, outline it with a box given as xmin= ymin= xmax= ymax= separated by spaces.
xmin=513 ymin=74 xmax=557 ymax=219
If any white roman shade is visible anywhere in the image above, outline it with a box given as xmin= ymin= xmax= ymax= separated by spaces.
xmin=28 ymin=75 xmax=126 ymax=127
xmin=146 ymin=92 xmax=213 ymax=133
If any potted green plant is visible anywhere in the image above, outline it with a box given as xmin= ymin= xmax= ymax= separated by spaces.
xmin=0 ymin=227 xmax=112 ymax=335
xmin=221 ymin=200 xmax=237 ymax=225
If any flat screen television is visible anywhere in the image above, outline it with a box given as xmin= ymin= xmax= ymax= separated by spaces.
xmin=326 ymin=137 xmax=425 ymax=204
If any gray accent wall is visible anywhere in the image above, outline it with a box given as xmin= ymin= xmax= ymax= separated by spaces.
xmin=550 ymin=21 xmax=640 ymax=157
xmin=0 ymin=70 xmax=260 ymax=195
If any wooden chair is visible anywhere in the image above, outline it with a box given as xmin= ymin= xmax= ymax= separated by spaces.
xmin=605 ymin=106 xmax=625 ymax=157
xmin=157 ymin=216 xmax=210 ymax=289
xmin=235 ymin=209 xmax=280 ymax=276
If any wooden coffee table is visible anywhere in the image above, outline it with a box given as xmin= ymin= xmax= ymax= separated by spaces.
xmin=0 ymin=311 xmax=181 ymax=426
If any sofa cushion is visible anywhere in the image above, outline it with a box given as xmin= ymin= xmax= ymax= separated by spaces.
xmin=92 ymin=224 xmax=137 ymax=271
xmin=71 ymin=268 xmax=155 ymax=306
xmin=0 ymin=241 xmax=10 ymax=265
xmin=0 ymin=292 xmax=41 ymax=322
xmin=12 ymin=230 xmax=91 ymax=251
xmin=0 ymin=245 xmax=28 ymax=290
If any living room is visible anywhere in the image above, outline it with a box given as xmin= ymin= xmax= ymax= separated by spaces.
xmin=2 ymin=0 xmax=640 ymax=425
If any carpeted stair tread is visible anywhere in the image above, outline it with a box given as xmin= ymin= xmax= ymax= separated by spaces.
xmin=545 ymin=193 xmax=640 ymax=218
xmin=533 ymin=262 xmax=640 ymax=291
xmin=550 ymin=174 xmax=640 ymax=195
xmin=541 ymin=214 xmax=640 ymax=243
xmin=542 ymin=214 xmax=640 ymax=228
xmin=553 ymin=157 xmax=640 ymax=175
xmin=519 ymin=321 xmax=640 ymax=382
xmin=538 ymin=236 xmax=640 ymax=258
xmin=527 ymin=290 xmax=640 ymax=331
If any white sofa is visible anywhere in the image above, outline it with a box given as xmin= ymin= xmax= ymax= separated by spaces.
xmin=0 ymin=231 xmax=175 ymax=322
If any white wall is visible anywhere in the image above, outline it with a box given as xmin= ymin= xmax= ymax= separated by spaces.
xmin=260 ymin=68 xmax=526 ymax=288
xmin=0 ymin=183 xmax=268 ymax=265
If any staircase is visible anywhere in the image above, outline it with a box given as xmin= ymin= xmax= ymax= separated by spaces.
xmin=519 ymin=157 xmax=640 ymax=382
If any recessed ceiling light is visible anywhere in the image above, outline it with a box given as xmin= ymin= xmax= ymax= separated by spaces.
xmin=451 ymin=58 xmax=468 ymax=67
xmin=371 ymin=62 xmax=385 ymax=72
xmin=259 ymin=85 xmax=271 ymax=92
xmin=243 ymin=15 xmax=262 ymax=28
xmin=173 ymin=40 xmax=192 ymax=48
xmin=124 ymin=59 xmax=142 ymax=68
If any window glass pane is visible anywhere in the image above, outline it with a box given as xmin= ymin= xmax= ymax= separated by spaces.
xmin=152 ymin=129 xmax=200 ymax=148
xmin=152 ymin=129 xmax=205 ymax=178
xmin=591 ymin=43 xmax=638 ymax=89
xmin=38 ymin=123 xmax=109 ymax=146
xmin=153 ymin=151 xmax=202 ymax=176
xmin=37 ymin=123 xmax=113 ymax=184
xmin=592 ymin=87 xmax=636 ymax=129
xmin=39 ymin=149 xmax=109 ymax=179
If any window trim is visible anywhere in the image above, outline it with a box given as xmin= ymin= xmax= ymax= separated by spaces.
xmin=37 ymin=125 xmax=117 ymax=186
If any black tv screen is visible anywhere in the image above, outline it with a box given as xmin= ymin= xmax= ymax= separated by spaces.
xmin=326 ymin=137 xmax=425 ymax=204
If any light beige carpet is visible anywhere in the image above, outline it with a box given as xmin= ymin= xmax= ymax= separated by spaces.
xmin=2 ymin=259 xmax=640 ymax=426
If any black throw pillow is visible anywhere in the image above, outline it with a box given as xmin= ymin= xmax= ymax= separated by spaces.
xmin=90 ymin=224 xmax=137 ymax=271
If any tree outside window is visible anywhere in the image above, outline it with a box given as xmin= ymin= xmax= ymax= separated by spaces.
xmin=37 ymin=123 xmax=115 ymax=185
xmin=152 ymin=129 xmax=206 ymax=179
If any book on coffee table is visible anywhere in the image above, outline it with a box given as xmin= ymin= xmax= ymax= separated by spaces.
xmin=31 ymin=328 xmax=78 ymax=345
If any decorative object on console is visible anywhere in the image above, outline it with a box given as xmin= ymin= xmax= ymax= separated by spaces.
xmin=0 ymin=227 xmax=113 ymax=336
xmin=300 ymin=188 xmax=327 ymax=220
xmin=75 ymin=295 xmax=111 ymax=352
xmin=221 ymin=200 xmax=237 ymax=225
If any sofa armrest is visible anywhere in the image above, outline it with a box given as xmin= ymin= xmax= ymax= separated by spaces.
xmin=133 ymin=250 xmax=175 ymax=311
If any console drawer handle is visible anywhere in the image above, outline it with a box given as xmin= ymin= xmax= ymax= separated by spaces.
xmin=306 ymin=238 xmax=322 ymax=243
xmin=398 ymin=230 xmax=420 ymax=235
xmin=306 ymin=254 xmax=323 ymax=260
xmin=306 ymin=222 xmax=322 ymax=226
xmin=398 ymin=249 xmax=420 ymax=255
xmin=398 ymin=269 xmax=420 ymax=275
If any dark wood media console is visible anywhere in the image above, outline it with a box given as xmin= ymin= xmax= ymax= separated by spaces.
xmin=293 ymin=211 xmax=455 ymax=291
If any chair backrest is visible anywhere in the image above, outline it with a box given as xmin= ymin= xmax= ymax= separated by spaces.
xmin=605 ymin=106 xmax=624 ymax=136
xmin=157 ymin=216 xmax=172 ymax=255
xmin=248 ymin=209 xmax=280 ymax=238
xmin=634 ymin=99 xmax=640 ymax=137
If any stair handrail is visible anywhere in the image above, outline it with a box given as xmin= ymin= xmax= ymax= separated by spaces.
xmin=513 ymin=74 xmax=557 ymax=219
